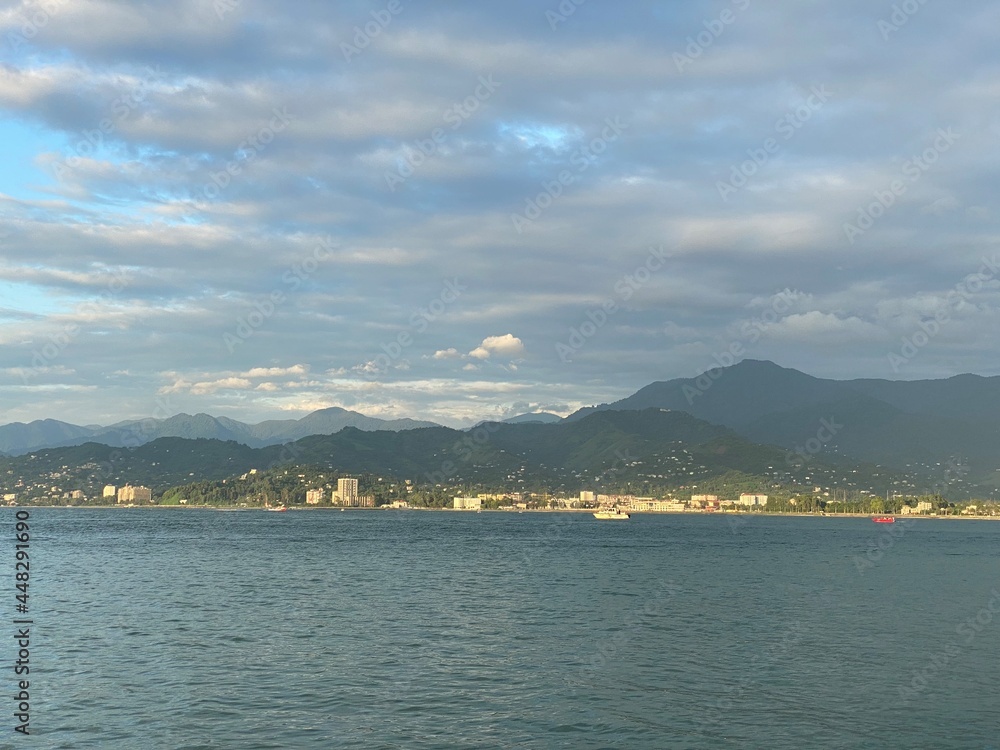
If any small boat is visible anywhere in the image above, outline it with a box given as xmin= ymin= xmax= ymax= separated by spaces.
xmin=593 ymin=508 xmax=630 ymax=520
xmin=265 ymin=505 xmax=288 ymax=513
xmin=872 ymin=515 xmax=895 ymax=523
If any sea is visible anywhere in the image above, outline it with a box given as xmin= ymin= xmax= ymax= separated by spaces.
xmin=6 ymin=508 xmax=999 ymax=749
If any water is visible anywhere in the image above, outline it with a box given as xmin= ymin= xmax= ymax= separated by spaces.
xmin=7 ymin=509 xmax=1000 ymax=748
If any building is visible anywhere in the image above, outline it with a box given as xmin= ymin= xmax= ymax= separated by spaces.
xmin=103 ymin=485 xmax=117 ymax=499
xmin=3 ymin=493 xmax=16 ymax=504
xmin=915 ymin=500 xmax=934 ymax=513
xmin=117 ymin=485 xmax=152 ymax=504
xmin=335 ymin=478 xmax=358 ymax=506
xmin=580 ymin=490 xmax=595 ymax=504
xmin=69 ymin=490 xmax=84 ymax=500
xmin=629 ymin=499 xmax=687 ymax=512
xmin=453 ymin=496 xmax=482 ymax=510
xmin=691 ymin=494 xmax=719 ymax=504
xmin=332 ymin=478 xmax=374 ymax=507
xmin=737 ymin=493 xmax=768 ymax=507
xmin=305 ymin=488 xmax=325 ymax=505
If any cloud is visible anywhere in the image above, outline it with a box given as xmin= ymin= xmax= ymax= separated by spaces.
xmin=468 ymin=334 xmax=524 ymax=360
xmin=1 ymin=0 xmax=999 ymax=425
xmin=243 ymin=365 xmax=308 ymax=378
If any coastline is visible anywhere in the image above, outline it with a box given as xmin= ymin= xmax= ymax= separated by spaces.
xmin=10 ymin=505 xmax=1000 ymax=520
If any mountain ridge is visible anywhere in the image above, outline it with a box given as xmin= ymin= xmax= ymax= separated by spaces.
xmin=0 ymin=407 xmax=440 ymax=456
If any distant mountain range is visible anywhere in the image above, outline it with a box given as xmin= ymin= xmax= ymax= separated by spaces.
xmin=0 ymin=407 xmax=439 ymax=456
xmin=0 ymin=408 xmax=917 ymax=501
xmin=568 ymin=359 xmax=1000 ymax=489
xmin=4 ymin=360 xmax=999 ymax=497
xmin=499 ymin=412 xmax=563 ymax=424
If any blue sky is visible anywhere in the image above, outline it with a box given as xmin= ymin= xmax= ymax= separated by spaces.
xmin=1 ymin=0 xmax=999 ymax=427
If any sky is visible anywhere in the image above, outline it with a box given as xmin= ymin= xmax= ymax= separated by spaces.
xmin=1 ymin=0 xmax=999 ymax=428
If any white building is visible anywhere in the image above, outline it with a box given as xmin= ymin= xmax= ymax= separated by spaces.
xmin=453 ymin=497 xmax=482 ymax=510
xmin=305 ymin=488 xmax=325 ymax=505
xmin=335 ymin=478 xmax=358 ymax=506
xmin=737 ymin=493 xmax=768 ymax=507
xmin=103 ymin=485 xmax=117 ymax=498
xmin=580 ymin=490 xmax=595 ymax=504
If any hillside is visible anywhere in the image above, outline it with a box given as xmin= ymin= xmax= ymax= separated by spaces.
xmin=566 ymin=360 xmax=1000 ymax=492
xmin=1 ymin=408 xmax=952 ymax=504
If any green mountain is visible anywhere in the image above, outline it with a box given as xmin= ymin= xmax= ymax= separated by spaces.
xmin=1 ymin=408 xmax=945 ymax=504
xmin=566 ymin=360 xmax=1000 ymax=493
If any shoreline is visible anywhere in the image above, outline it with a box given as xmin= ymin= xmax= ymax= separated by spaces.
xmin=8 ymin=505 xmax=999 ymax=520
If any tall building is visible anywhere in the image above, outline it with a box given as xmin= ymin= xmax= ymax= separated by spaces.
xmin=336 ymin=478 xmax=358 ymax=506
xmin=117 ymin=485 xmax=152 ymax=504
xmin=103 ymin=485 xmax=117 ymax=498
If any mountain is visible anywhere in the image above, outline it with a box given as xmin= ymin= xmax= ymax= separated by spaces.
xmin=0 ymin=408 xmax=440 ymax=455
xmin=1 ymin=408 xmax=938 ymax=503
xmin=566 ymin=360 xmax=1000 ymax=491
xmin=0 ymin=419 xmax=101 ymax=456
xmin=500 ymin=412 xmax=563 ymax=424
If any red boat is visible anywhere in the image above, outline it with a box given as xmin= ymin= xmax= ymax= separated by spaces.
xmin=872 ymin=515 xmax=895 ymax=523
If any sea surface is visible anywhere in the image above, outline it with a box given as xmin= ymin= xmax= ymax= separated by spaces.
xmin=5 ymin=508 xmax=1000 ymax=749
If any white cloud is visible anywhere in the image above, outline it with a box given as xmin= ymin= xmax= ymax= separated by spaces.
xmin=243 ymin=365 xmax=308 ymax=378
xmin=469 ymin=334 xmax=525 ymax=360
